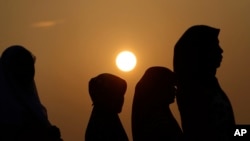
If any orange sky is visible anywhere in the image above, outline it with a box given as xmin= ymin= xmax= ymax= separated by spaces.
xmin=1 ymin=1 xmax=250 ymax=140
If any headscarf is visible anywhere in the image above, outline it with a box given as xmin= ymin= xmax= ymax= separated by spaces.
xmin=86 ymin=73 xmax=128 ymax=141
xmin=88 ymin=73 xmax=127 ymax=107
xmin=133 ymin=66 xmax=176 ymax=108
xmin=173 ymin=25 xmax=221 ymax=80
xmin=0 ymin=45 xmax=50 ymax=127
xmin=173 ymin=25 xmax=235 ymax=141
xmin=132 ymin=66 xmax=182 ymax=141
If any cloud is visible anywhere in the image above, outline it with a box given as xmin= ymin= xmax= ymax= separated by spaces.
xmin=32 ymin=20 xmax=64 ymax=28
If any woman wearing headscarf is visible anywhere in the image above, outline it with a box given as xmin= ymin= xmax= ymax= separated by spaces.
xmin=0 ymin=45 xmax=62 ymax=140
xmin=85 ymin=73 xmax=128 ymax=141
xmin=132 ymin=66 xmax=183 ymax=141
xmin=173 ymin=25 xmax=235 ymax=141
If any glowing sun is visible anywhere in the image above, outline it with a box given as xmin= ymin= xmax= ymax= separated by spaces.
xmin=116 ymin=51 xmax=137 ymax=72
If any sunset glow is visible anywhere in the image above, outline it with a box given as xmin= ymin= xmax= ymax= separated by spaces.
xmin=116 ymin=51 xmax=137 ymax=72
xmin=1 ymin=1 xmax=249 ymax=140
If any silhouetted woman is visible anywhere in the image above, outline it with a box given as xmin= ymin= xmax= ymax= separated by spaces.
xmin=0 ymin=45 xmax=62 ymax=140
xmin=85 ymin=73 xmax=128 ymax=141
xmin=132 ymin=66 xmax=183 ymax=141
xmin=173 ymin=25 xmax=235 ymax=141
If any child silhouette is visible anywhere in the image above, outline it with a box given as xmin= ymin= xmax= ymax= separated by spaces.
xmin=85 ymin=73 xmax=128 ymax=141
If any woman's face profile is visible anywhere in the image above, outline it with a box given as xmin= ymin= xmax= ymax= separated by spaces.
xmin=205 ymin=39 xmax=223 ymax=69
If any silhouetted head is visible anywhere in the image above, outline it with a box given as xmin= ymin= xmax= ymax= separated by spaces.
xmin=0 ymin=45 xmax=35 ymax=86
xmin=88 ymin=73 xmax=127 ymax=113
xmin=173 ymin=25 xmax=223 ymax=78
xmin=135 ymin=66 xmax=176 ymax=105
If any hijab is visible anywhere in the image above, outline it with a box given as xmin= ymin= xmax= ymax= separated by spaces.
xmin=173 ymin=25 xmax=221 ymax=80
xmin=0 ymin=45 xmax=50 ymax=127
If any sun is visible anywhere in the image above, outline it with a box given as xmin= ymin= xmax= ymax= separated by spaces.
xmin=116 ymin=51 xmax=137 ymax=72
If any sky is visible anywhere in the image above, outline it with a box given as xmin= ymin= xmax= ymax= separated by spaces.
xmin=1 ymin=0 xmax=250 ymax=140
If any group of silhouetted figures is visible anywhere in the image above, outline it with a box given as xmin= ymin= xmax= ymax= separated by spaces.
xmin=0 ymin=25 xmax=236 ymax=141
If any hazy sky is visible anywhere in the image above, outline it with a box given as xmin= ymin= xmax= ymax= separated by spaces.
xmin=1 ymin=1 xmax=250 ymax=140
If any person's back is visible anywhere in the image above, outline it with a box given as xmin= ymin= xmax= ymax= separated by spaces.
xmin=85 ymin=73 xmax=128 ymax=141
xmin=173 ymin=25 xmax=235 ymax=141
xmin=132 ymin=66 xmax=183 ymax=141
